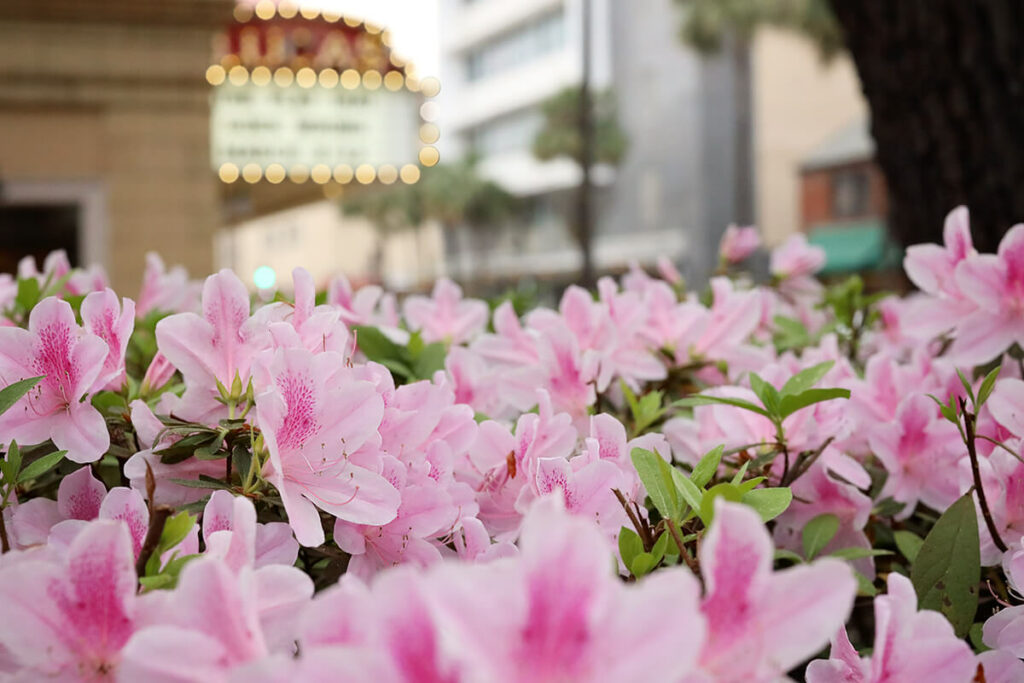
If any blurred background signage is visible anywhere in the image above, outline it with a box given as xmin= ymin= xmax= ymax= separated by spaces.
xmin=207 ymin=4 xmax=436 ymax=184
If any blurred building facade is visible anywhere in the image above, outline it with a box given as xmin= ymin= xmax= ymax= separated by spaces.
xmin=752 ymin=28 xmax=897 ymax=276
xmin=437 ymin=0 xmax=746 ymax=285
xmin=0 ymin=0 xmax=232 ymax=290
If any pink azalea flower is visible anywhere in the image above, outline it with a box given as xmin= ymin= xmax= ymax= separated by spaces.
xmin=10 ymin=466 xmax=148 ymax=558
xmin=428 ymin=496 xmax=708 ymax=682
xmin=697 ymin=500 xmax=856 ymax=681
xmin=902 ymin=206 xmax=977 ymax=339
xmin=81 ymin=288 xmax=135 ymax=392
xmin=656 ymin=255 xmax=683 ymax=285
xmin=202 ymin=491 xmax=298 ymax=571
xmin=868 ymin=393 xmax=965 ymax=517
xmin=250 ymin=268 xmax=349 ymax=356
xmin=948 ymin=222 xmax=1024 ymax=365
xmin=255 ymin=348 xmax=400 ymax=547
xmin=403 ymin=278 xmax=488 ymax=345
xmin=807 ymin=573 xmax=976 ymax=683
xmin=136 ymin=252 xmax=201 ymax=317
xmin=121 ymin=557 xmax=311 ymax=681
xmin=983 ymin=535 xmax=1024 ymax=657
xmin=156 ymin=269 xmax=261 ymax=423
xmin=124 ymin=399 xmax=224 ymax=506
xmin=0 ymin=297 xmax=110 ymax=463
xmin=0 ymin=520 xmax=138 ymax=680
xmin=719 ymin=224 xmax=761 ymax=264
xmin=770 ymin=234 xmax=827 ymax=279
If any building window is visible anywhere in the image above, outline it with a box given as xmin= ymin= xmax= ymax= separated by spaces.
xmin=465 ymin=10 xmax=566 ymax=82
xmin=831 ymin=168 xmax=870 ymax=219
xmin=467 ymin=108 xmax=544 ymax=157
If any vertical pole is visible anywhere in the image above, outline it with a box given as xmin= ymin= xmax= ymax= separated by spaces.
xmin=577 ymin=0 xmax=595 ymax=287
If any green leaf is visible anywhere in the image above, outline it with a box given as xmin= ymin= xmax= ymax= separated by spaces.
xmin=977 ymin=366 xmax=1001 ymax=408
xmin=749 ymin=373 xmax=781 ymax=417
xmin=673 ymin=395 xmax=769 ymax=418
xmin=630 ymin=552 xmax=656 ymax=577
xmin=956 ymin=369 xmax=976 ymax=405
xmin=969 ymin=622 xmax=991 ymax=653
xmin=353 ymin=325 xmax=410 ymax=367
xmin=17 ymin=450 xmax=67 ymax=483
xmin=412 ymin=342 xmax=448 ymax=380
xmin=232 ymin=444 xmax=253 ymax=485
xmin=650 ymin=532 xmax=669 ymax=563
xmin=670 ymin=467 xmax=705 ymax=513
xmin=781 ymin=361 xmax=834 ymax=396
xmin=735 ymin=476 xmax=765 ymax=494
xmin=894 ymin=530 xmax=925 ymax=563
xmin=690 ymin=445 xmax=723 ymax=488
xmin=802 ymin=513 xmax=840 ymax=560
xmin=15 ymin=277 xmax=40 ymax=312
xmin=0 ymin=376 xmax=42 ymax=417
xmin=168 ymin=477 xmax=232 ymax=491
xmin=618 ymin=527 xmax=643 ymax=568
xmin=159 ymin=511 xmax=196 ymax=551
xmin=828 ymin=547 xmax=893 ymax=560
xmin=854 ymin=570 xmax=878 ymax=597
xmin=699 ymin=482 xmax=744 ymax=526
xmin=911 ymin=492 xmax=980 ymax=637
xmin=778 ymin=388 xmax=851 ymax=420
xmin=741 ymin=487 xmax=792 ymax=522
xmin=630 ymin=448 xmax=682 ymax=522
xmin=730 ymin=461 xmax=751 ymax=485
xmin=1 ymin=440 xmax=21 ymax=485
xmin=774 ymin=548 xmax=804 ymax=564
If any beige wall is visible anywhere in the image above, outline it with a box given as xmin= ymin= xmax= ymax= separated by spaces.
xmin=753 ymin=28 xmax=867 ymax=245
xmin=216 ymin=200 xmax=447 ymax=293
xmin=0 ymin=16 xmax=224 ymax=291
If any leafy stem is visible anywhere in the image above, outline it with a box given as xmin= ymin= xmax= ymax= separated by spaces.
xmin=960 ymin=398 xmax=1007 ymax=554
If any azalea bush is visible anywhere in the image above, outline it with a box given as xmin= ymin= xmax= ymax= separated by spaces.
xmin=1 ymin=208 xmax=1024 ymax=681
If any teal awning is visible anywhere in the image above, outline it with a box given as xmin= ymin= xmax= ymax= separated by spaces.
xmin=807 ymin=221 xmax=902 ymax=274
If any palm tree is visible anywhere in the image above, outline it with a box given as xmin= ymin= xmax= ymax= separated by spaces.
xmin=343 ymin=161 xmax=522 ymax=284
xmin=531 ymin=86 xmax=628 ymax=286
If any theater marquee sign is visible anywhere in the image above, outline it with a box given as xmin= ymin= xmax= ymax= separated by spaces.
xmin=208 ymin=5 xmax=439 ymax=185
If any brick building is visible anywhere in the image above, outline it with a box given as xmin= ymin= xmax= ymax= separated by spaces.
xmin=0 ymin=0 xmax=233 ymax=290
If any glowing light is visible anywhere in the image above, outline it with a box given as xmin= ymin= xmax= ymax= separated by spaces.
xmin=343 ymin=16 xmax=361 ymax=27
xmin=311 ymin=164 xmax=332 ymax=184
xmin=299 ymin=5 xmax=319 ymax=19
xmin=383 ymin=71 xmax=404 ymax=91
xmin=205 ymin=65 xmax=226 ymax=86
xmin=333 ymin=165 xmax=354 ymax=183
xmin=228 ymin=65 xmax=249 ymax=86
xmin=362 ymin=70 xmax=382 ymax=90
xmin=233 ymin=4 xmax=253 ymax=22
xmin=340 ymin=69 xmax=360 ymax=89
xmin=400 ymin=164 xmax=421 ymax=184
xmin=253 ymin=266 xmax=276 ymax=290
xmin=242 ymin=163 xmax=262 ymax=183
xmin=289 ymin=165 xmax=310 ymax=183
xmin=265 ymin=163 xmax=286 ymax=184
xmin=274 ymin=67 xmax=294 ymax=87
xmin=419 ymin=123 xmax=440 ymax=144
xmin=277 ymin=0 xmax=298 ymax=18
xmin=218 ymin=163 xmax=240 ymax=183
xmin=251 ymin=66 xmax=272 ymax=86
xmin=254 ymin=0 xmax=275 ymax=20
xmin=296 ymin=67 xmax=317 ymax=88
xmin=420 ymin=77 xmax=441 ymax=98
xmin=420 ymin=101 xmax=440 ymax=122
xmin=322 ymin=9 xmax=341 ymax=22
xmin=378 ymin=165 xmax=398 ymax=184
xmin=318 ymin=68 xmax=339 ymax=88
xmin=419 ymin=147 xmax=440 ymax=167
xmin=355 ymin=164 xmax=376 ymax=184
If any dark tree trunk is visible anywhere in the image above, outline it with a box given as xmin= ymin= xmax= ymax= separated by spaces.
xmin=828 ymin=0 xmax=1024 ymax=252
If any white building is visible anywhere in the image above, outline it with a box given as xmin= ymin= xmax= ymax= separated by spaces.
xmin=437 ymin=0 xmax=748 ymax=285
